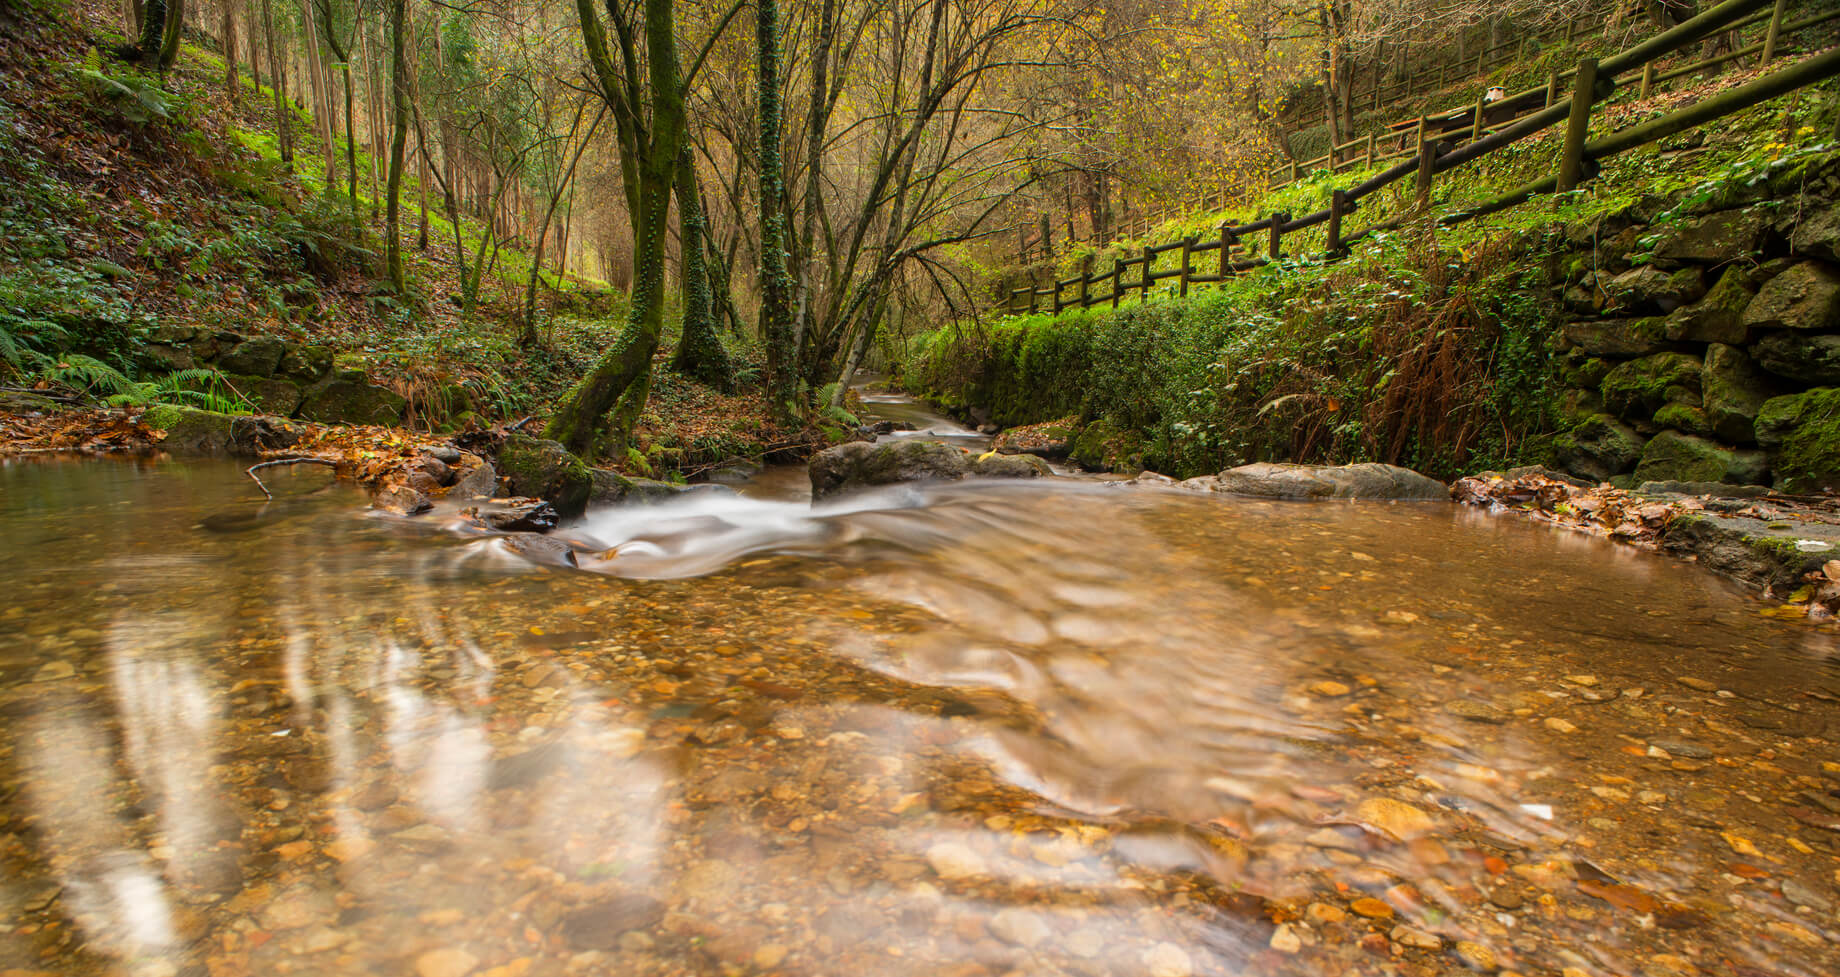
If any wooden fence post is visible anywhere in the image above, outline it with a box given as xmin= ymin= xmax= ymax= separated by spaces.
xmin=1052 ymin=276 xmax=1063 ymax=314
xmin=1417 ymin=132 xmax=1436 ymax=207
xmin=1269 ymin=214 xmax=1288 ymax=261
xmin=1557 ymin=57 xmax=1599 ymax=192
xmin=1565 ymin=18 xmax=1576 ymax=43
xmin=1640 ymin=62 xmax=1655 ymax=99
xmin=1111 ymin=258 xmax=1123 ymax=309
xmin=1761 ymin=0 xmax=1788 ymax=66
xmin=1366 ymin=132 xmax=1377 ymax=166
xmin=1139 ymin=245 xmax=1153 ymax=302
xmin=1219 ymin=225 xmax=1235 ymax=278
xmin=1078 ymin=256 xmax=1092 ymax=308
xmin=1179 ymin=237 xmax=1194 ymax=297
xmin=1290 ymin=160 xmax=1301 ymax=183
xmin=1471 ymin=94 xmax=1487 ymax=142
xmin=1546 ymin=71 xmax=1560 ymax=107
xmin=1029 ymin=283 xmax=1040 ymax=314
xmin=1328 ymin=190 xmax=1346 ymax=255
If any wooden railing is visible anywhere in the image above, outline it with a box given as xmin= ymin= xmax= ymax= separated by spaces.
xmin=997 ymin=0 xmax=1837 ymax=317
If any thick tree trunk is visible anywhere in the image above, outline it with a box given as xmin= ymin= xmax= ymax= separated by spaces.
xmin=756 ymin=0 xmax=795 ymax=411
xmin=670 ymin=145 xmax=732 ymax=390
xmin=383 ymin=0 xmax=409 ymax=291
xmin=156 ymin=0 xmax=182 ymax=68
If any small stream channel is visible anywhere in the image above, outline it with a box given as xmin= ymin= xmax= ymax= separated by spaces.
xmin=2 ymin=398 xmax=1839 ymax=977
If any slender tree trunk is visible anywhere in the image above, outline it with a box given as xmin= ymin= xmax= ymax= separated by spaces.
xmin=522 ymin=104 xmax=596 ymax=342
xmin=156 ymin=0 xmax=182 ymax=68
xmin=756 ymin=0 xmax=795 ymax=412
xmin=789 ymin=0 xmax=834 ymax=369
xmin=342 ymin=62 xmax=359 ymax=220
xmin=299 ymin=0 xmax=337 ymax=198
xmin=223 ymin=0 xmax=238 ymax=105
xmin=262 ymin=0 xmax=290 ymax=166
xmin=139 ymin=0 xmax=165 ymax=63
xmin=670 ymin=145 xmax=732 ymax=389
xmin=383 ymin=0 xmax=409 ymax=291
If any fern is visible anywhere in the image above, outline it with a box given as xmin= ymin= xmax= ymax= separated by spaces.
xmin=104 ymin=368 xmax=254 ymax=412
xmin=44 ymin=354 xmax=135 ymax=396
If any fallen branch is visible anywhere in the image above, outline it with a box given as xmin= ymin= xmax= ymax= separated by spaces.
xmin=246 ymin=457 xmax=338 ymax=498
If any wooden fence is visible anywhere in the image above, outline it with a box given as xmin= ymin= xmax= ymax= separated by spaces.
xmin=998 ymin=0 xmax=1839 ymax=317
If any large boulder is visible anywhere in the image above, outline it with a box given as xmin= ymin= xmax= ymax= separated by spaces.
xmin=588 ymin=468 xmax=709 ymax=504
xmin=1559 ymin=318 xmax=1667 ymax=357
xmin=1551 ymin=414 xmax=1644 ymax=482
xmin=1790 ymin=206 xmax=1840 ymax=262
xmin=1600 ymin=352 xmax=1702 ymax=420
xmin=1662 ymin=266 xmax=1754 ymax=345
xmin=1701 ymin=343 xmax=1782 ymax=444
xmin=216 ymin=336 xmax=288 ymax=377
xmin=970 ymin=453 xmax=1053 ymax=479
xmin=1742 ymin=261 xmax=1840 ymax=332
xmin=229 ymin=374 xmax=304 ymax=416
xmin=144 ymin=405 xmax=302 ymax=457
xmin=299 ymin=370 xmax=407 ymax=426
xmin=1630 ymin=431 xmax=1766 ymax=486
xmin=810 ymin=440 xmax=970 ymax=499
xmin=1210 ymin=462 xmax=1447 ymax=500
xmin=1754 ymin=387 xmax=1840 ymax=493
xmin=1751 ymin=331 xmax=1840 ymax=385
xmin=498 ymin=434 xmax=593 ymax=517
xmin=1652 ymin=209 xmax=1768 ymax=266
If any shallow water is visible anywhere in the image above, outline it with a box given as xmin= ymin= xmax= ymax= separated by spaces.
xmin=3 ymin=454 xmax=1839 ymax=977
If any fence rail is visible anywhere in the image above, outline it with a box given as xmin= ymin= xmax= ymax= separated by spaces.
xmin=996 ymin=0 xmax=1836 ymax=317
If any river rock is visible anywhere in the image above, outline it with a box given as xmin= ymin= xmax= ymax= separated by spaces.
xmin=229 ymin=374 xmax=305 ymax=416
xmin=561 ymin=893 xmax=665 ymax=950
xmin=500 ymin=533 xmax=578 ymax=568
xmin=144 ymin=404 xmax=302 ymax=457
xmin=372 ymin=482 xmax=434 ymax=515
xmin=499 ymin=435 xmax=593 ymax=517
xmin=1754 ymin=387 xmax=1840 ymax=492
xmin=1631 ymin=431 xmax=1765 ymax=486
xmin=481 ymin=501 xmax=558 ymax=533
xmin=1601 ymin=353 xmax=1702 ymax=420
xmin=1209 ymin=462 xmax=1447 ymax=501
xmin=1744 ymin=261 xmax=1840 ymax=332
xmin=970 ymin=452 xmax=1052 ymax=479
xmin=588 ymin=469 xmax=705 ymax=505
xmin=809 ymin=440 xmax=970 ymax=499
xmin=450 ymin=458 xmax=498 ymax=499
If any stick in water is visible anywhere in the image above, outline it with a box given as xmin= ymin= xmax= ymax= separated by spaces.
xmin=246 ymin=457 xmax=337 ymax=498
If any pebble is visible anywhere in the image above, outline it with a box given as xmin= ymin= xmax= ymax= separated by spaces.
xmin=1445 ymin=699 xmax=1508 ymax=723
xmin=1544 ymin=717 xmax=1578 ymax=733
xmin=1310 ymin=680 xmax=1353 ymax=697
xmin=1065 ymin=929 xmax=1103 ymax=958
xmin=1677 ymin=677 xmax=1718 ymax=692
xmin=1563 ymin=675 xmax=1599 ymax=687
xmin=1306 ymin=902 xmax=1346 ymax=925
xmin=415 ymin=948 xmax=478 ymax=977
xmin=753 ymin=944 xmax=790 ymax=968
xmin=1637 ymin=790 xmax=1667 ymax=805
xmin=989 ymin=908 xmax=1050 ymax=948
xmin=1142 ymin=942 xmax=1194 ymax=977
xmin=1781 ymin=878 xmax=1833 ymax=912
xmin=1649 ymin=739 xmax=1713 ymax=759
xmin=1351 ymin=897 xmax=1394 ymax=919
xmin=1390 ymin=925 xmax=1440 ymax=949
xmin=1489 ymin=887 xmax=1524 ymax=910
xmin=1357 ymin=797 xmax=1436 ymax=839
xmin=926 ymin=841 xmax=987 ymax=879
xmin=1455 ymin=940 xmax=1497 ymax=971
xmin=1269 ymin=923 xmax=1302 ymax=953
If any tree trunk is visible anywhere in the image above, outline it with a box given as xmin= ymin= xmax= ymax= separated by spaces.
xmin=261 ymin=0 xmax=290 ymax=166
xmin=670 ymin=145 xmax=733 ymax=389
xmin=223 ymin=0 xmax=237 ymax=105
xmin=789 ymin=0 xmax=835 ymax=370
xmin=383 ymin=0 xmax=409 ymax=292
xmin=756 ymin=0 xmax=795 ymax=412
xmin=342 ymin=62 xmax=359 ymax=220
xmin=299 ymin=0 xmax=337 ymax=199
xmin=156 ymin=0 xmax=182 ymax=68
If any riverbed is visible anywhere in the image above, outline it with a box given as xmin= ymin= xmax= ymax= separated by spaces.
xmin=2 ymin=443 xmax=1838 ymax=977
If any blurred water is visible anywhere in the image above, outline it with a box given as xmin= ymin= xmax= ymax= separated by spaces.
xmin=2 ymin=455 xmax=1838 ymax=977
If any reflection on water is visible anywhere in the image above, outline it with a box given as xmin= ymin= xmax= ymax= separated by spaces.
xmin=3 ymin=456 xmax=1839 ymax=977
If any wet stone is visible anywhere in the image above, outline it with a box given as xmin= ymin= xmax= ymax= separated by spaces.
xmin=560 ymin=893 xmax=666 ymax=950
xmin=1445 ymin=699 xmax=1508 ymax=723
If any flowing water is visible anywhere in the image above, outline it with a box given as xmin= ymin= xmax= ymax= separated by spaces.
xmin=4 ymin=429 xmax=1840 ymax=977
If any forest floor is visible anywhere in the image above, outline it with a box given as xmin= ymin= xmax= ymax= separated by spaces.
xmin=0 ymin=0 xmax=807 ymax=479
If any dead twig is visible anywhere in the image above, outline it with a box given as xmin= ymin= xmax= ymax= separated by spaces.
xmin=246 ymin=457 xmax=338 ymax=498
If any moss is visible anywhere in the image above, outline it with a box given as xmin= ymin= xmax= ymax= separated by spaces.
xmin=1070 ymin=418 xmax=1145 ymax=473
xmin=1600 ymin=352 xmax=1702 ymax=420
xmin=1762 ymin=387 xmax=1840 ymax=493
xmin=1652 ymin=403 xmax=1713 ymax=437
xmin=499 ymin=434 xmax=594 ymax=517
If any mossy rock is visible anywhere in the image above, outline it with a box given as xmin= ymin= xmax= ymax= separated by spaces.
xmin=1551 ymin=414 xmax=1644 ymax=482
xmin=1602 ymin=266 xmax=1704 ymax=314
xmin=499 ymin=434 xmax=594 ymax=518
xmin=1663 ymin=266 xmax=1754 ymax=345
xmin=216 ymin=336 xmax=288 ymax=376
xmin=1743 ymin=261 xmax=1840 ymax=332
xmin=1631 ymin=431 xmax=1765 ymax=486
xmin=229 ymin=374 xmax=304 ymax=416
xmin=299 ymin=370 xmax=407 ymax=426
xmin=1753 ymin=387 xmax=1840 ymax=493
xmin=277 ymin=344 xmax=334 ymax=382
xmin=1652 ymin=208 xmax=1768 ymax=266
xmin=1558 ymin=355 xmax=1613 ymax=390
xmin=1790 ymin=205 xmax=1840 ymax=263
xmin=1069 ymin=418 xmax=1145 ymax=473
xmin=971 ymin=453 xmax=1052 ymax=479
xmin=1652 ymin=404 xmax=1713 ymax=437
xmin=1601 ymin=352 xmax=1702 ymax=420
xmin=144 ymin=404 xmax=301 ymax=457
xmin=1559 ymin=318 xmax=1667 ymax=357
xmin=1701 ymin=343 xmax=1782 ymax=444
xmin=1751 ymin=331 xmax=1840 ymax=385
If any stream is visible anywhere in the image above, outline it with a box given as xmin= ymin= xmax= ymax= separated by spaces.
xmin=2 ymin=393 xmax=1839 ymax=977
